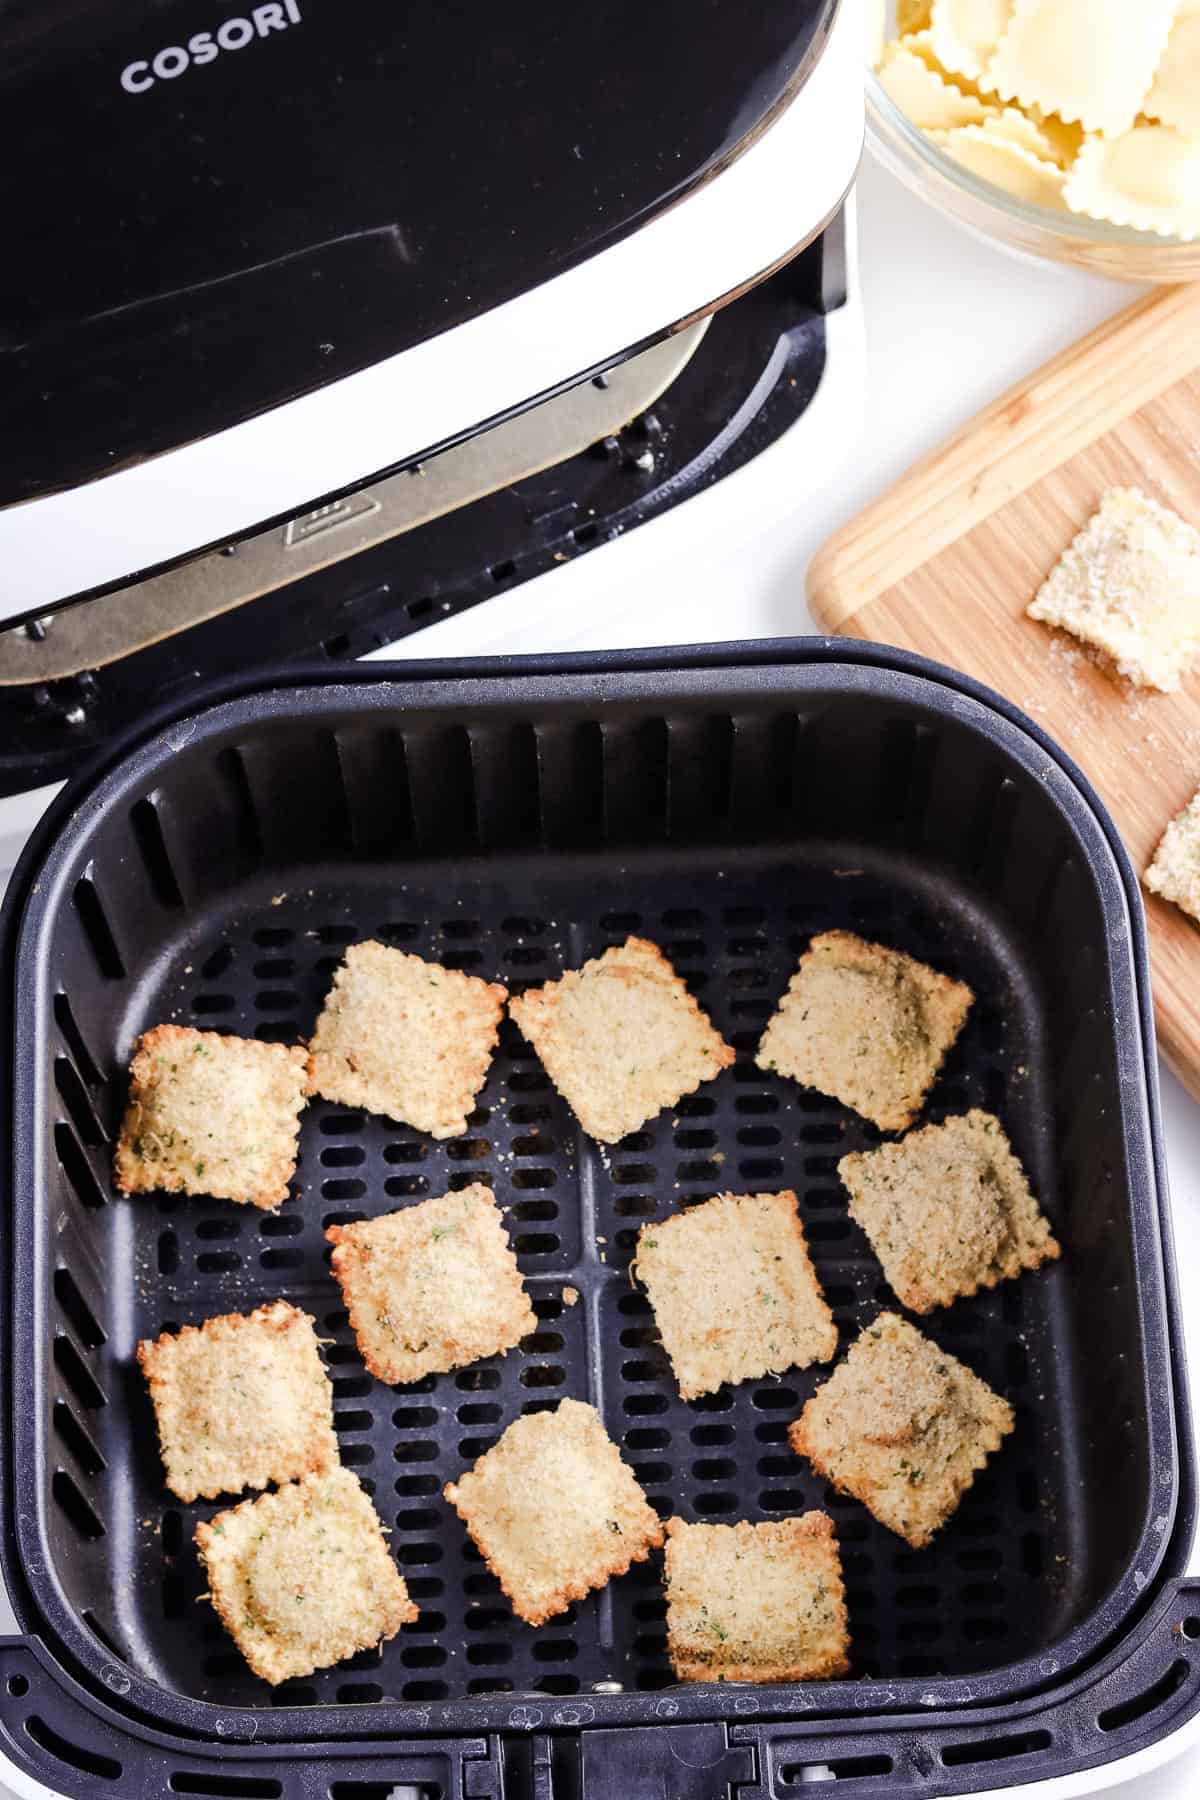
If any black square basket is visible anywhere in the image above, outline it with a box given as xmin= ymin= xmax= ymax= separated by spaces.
xmin=0 ymin=641 xmax=1197 ymax=1800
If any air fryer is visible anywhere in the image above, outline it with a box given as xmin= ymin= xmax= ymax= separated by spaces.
xmin=0 ymin=2 xmax=861 ymax=793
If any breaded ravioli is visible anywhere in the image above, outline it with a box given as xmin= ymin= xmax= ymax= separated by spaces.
xmin=115 ymin=1024 xmax=307 ymax=1209
xmin=508 ymin=936 xmax=734 ymax=1143
xmin=756 ymin=931 xmax=973 ymax=1132
xmin=839 ymin=1111 xmax=1060 ymax=1314
xmin=306 ymin=941 xmax=506 ymax=1138
xmin=634 ymin=1192 xmax=837 ymax=1399
xmin=137 ymin=1301 xmax=337 ymax=1504
xmin=663 ymin=1514 xmax=850 ymax=1682
xmin=443 ymin=1398 xmax=663 ymax=1625
xmin=789 ymin=1312 xmax=1014 ymax=1547
xmin=1146 ymin=787 xmax=1200 ymax=923
xmin=326 ymin=1184 xmax=535 ymax=1384
xmin=1027 ymin=488 xmax=1200 ymax=692
xmin=195 ymin=1467 xmax=416 ymax=1685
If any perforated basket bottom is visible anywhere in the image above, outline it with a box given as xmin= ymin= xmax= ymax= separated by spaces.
xmin=66 ymin=844 xmax=1077 ymax=1709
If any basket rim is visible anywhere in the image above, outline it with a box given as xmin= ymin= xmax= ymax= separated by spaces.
xmin=0 ymin=639 xmax=1191 ymax=1751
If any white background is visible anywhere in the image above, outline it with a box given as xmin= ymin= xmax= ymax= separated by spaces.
xmin=3 ymin=155 xmax=1200 ymax=1797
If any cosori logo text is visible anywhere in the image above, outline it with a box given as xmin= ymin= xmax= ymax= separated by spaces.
xmin=120 ymin=2 xmax=302 ymax=93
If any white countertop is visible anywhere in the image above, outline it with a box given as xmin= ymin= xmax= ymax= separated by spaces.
xmin=2 ymin=154 xmax=1199 ymax=1799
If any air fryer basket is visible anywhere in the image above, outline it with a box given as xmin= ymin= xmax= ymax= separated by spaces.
xmin=0 ymin=642 xmax=1196 ymax=1800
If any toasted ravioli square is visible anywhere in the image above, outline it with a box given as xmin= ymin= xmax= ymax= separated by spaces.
xmin=1027 ymin=488 xmax=1200 ymax=690
xmin=326 ymin=1184 xmax=536 ymax=1384
xmin=987 ymin=0 xmax=1175 ymax=137
xmin=635 ymin=1192 xmax=837 ymax=1400
xmin=839 ymin=1111 xmax=1060 ymax=1314
xmin=756 ymin=932 xmax=973 ymax=1132
xmin=1146 ymin=788 xmax=1200 ymax=922
xmin=789 ymin=1313 xmax=1014 ymax=1548
xmin=115 ymin=1025 xmax=307 ymax=1209
xmin=137 ymin=1302 xmax=338 ymax=1504
xmin=195 ymin=1466 xmax=417 ymax=1685
xmin=508 ymin=936 xmax=734 ymax=1144
xmin=663 ymin=1514 xmax=850 ymax=1683
xmin=443 ymin=1399 xmax=663 ymax=1625
xmin=306 ymin=941 xmax=506 ymax=1138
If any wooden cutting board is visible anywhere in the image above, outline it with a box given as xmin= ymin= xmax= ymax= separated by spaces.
xmin=806 ymin=283 xmax=1200 ymax=1098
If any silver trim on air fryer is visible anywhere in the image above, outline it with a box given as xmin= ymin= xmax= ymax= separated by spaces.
xmin=0 ymin=324 xmax=711 ymax=686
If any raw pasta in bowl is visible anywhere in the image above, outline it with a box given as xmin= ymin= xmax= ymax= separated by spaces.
xmin=867 ymin=0 xmax=1200 ymax=278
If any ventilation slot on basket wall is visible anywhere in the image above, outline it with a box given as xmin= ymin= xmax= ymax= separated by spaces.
xmin=24 ymin=1716 xmax=121 ymax=1784
xmin=602 ymin=717 xmax=668 ymax=842
xmin=535 ymin=720 xmax=604 ymax=847
xmin=405 ymin=727 xmax=476 ymax=851
xmin=168 ymin=1772 xmax=284 ymax=1797
xmin=215 ymin=747 xmax=264 ymax=872
xmin=53 ymin=1335 xmax=105 ymax=1411
xmin=53 ymin=1401 xmax=105 ymax=1478
xmin=941 ymin=1728 xmax=1053 ymax=1768
xmin=725 ymin=711 xmax=798 ymax=827
xmin=72 ymin=877 xmax=125 ymax=979
xmin=666 ymin=715 xmax=734 ymax=839
xmin=131 ymin=797 xmax=185 ymax=911
xmin=82 ymin=1610 xmax=126 ymax=1661
xmin=334 ymin=727 xmax=414 ymax=859
xmin=328 ymin=1784 xmax=441 ymax=1800
xmin=51 ymin=1471 xmax=105 ymax=1542
xmin=471 ymin=723 xmax=540 ymax=849
xmin=779 ymin=1753 xmax=894 ymax=1785
xmin=53 ymin=992 xmax=104 ymax=1088
xmin=54 ymin=1123 xmax=105 ymax=1210
xmin=967 ymin=776 xmax=1021 ymax=884
xmin=53 ymin=1268 xmax=105 ymax=1349
xmin=54 ymin=1058 xmax=106 ymax=1148
xmin=1098 ymin=1659 xmax=1191 ymax=1733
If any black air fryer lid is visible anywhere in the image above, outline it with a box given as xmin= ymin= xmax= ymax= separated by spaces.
xmin=2 ymin=0 xmax=836 ymax=509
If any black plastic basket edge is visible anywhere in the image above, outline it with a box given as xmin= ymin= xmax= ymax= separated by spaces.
xmin=3 ymin=644 xmax=1194 ymax=1679
xmin=0 ymin=639 xmax=1194 ymax=1800
xmin=1 ymin=1573 xmax=1200 ymax=1800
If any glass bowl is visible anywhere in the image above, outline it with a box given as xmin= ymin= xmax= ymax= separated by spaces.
xmin=866 ymin=65 xmax=1200 ymax=283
